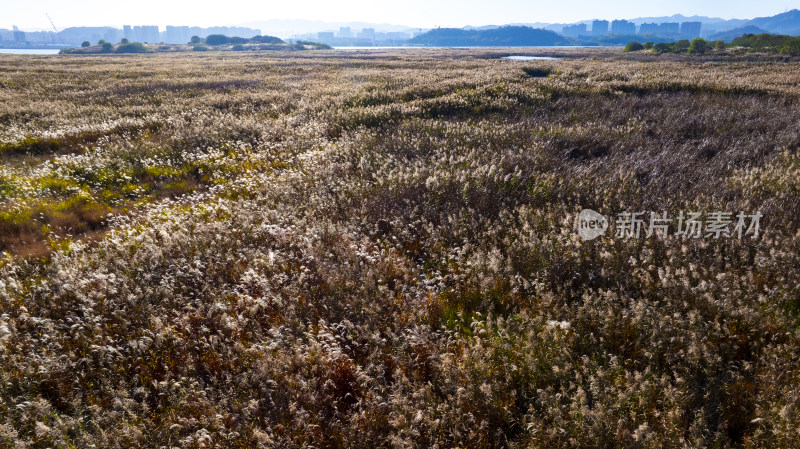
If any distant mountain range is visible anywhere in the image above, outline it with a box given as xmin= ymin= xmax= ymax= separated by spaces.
xmin=707 ymin=26 xmax=770 ymax=42
xmin=407 ymin=10 xmax=800 ymax=47
xmin=747 ymin=9 xmax=800 ymax=35
xmin=409 ymin=27 xmax=566 ymax=47
xmin=232 ymin=9 xmax=799 ymax=41
xmin=437 ymin=9 xmax=800 ymax=40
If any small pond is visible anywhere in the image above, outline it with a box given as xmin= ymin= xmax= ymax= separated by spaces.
xmin=501 ymin=55 xmax=560 ymax=61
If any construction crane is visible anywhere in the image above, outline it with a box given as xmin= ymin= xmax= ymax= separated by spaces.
xmin=45 ymin=13 xmax=64 ymax=44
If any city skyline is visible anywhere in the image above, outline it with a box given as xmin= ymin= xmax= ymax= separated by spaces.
xmin=4 ymin=0 xmax=796 ymax=31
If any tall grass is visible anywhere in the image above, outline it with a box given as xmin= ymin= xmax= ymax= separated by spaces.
xmin=0 ymin=48 xmax=799 ymax=448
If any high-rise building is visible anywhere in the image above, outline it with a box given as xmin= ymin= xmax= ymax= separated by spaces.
xmin=338 ymin=27 xmax=353 ymax=38
xmin=659 ymin=22 xmax=680 ymax=35
xmin=166 ymin=26 xmax=191 ymax=44
xmin=12 ymin=26 xmax=26 ymax=43
xmin=639 ymin=23 xmax=659 ymax=35
xmin=357 ymin=28 xmax=375 ymax=39
xmin=561 ymin=24 xmax=587 ymax=37
xmin=132 ymin=26 xmax=159 ymax=43
xmin=592 ymin=20 xmax=609 ymax=36
xmin=611 ymin=20 xmax=636 ymax=35
xmin=104 ymin=28 xmax=121 ymax=43
xmin=680 ymin=22 xmax=702 ymax=38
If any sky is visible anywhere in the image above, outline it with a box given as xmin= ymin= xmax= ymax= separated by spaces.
xmin=4 ymin=0 xmax=797 ymax=30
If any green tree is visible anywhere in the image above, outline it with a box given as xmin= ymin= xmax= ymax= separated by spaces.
xmin=190 ymin=36 xmax=202 ymax=44
xmin=675 ymin=39 xmax=690 ymax=51
xmin=653 ymin=43 xmax=671 ymax=53
xmin=643 ymin=42 xmax=654 ymax=49
xmin=81 ymin=41 xmax=91 ymax=47
xmin=688 ymin=38 xmax=708 ymax=54
xmin=780 ymin=37 xmax=800 ymax=55
xmin=205 ymin=34 xmax=229 ymax=45
xmin=101 ymin=42 xmax=113 ymax=53
xmin=97 ymin=39 xmax=107 ymax=45
xmin=232 ymin=44 xmax=245 ymax=51
xmin=624 ymin=41 xmax=644 ymax=52
xmin=250 ymin=35 xmax=284 ymax=44
xmin=713 ymin=40 xmax=725 ymax=49
xmin=120 ymin=38 xmax=129 ymax=44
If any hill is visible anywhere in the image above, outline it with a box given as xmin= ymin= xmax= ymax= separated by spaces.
xmin=746 ymin=9 xmax=800 ymax=35
xmin=728 ymin=32 xmax=800 ymax=53
xmin=409 ymin=26 xmax=566 ymax=46
xmin=708 ymin=26 xmax=770 ymax=42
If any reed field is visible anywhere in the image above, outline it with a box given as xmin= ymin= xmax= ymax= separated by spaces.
xmin=0 ymin=48 xmax=799 ymax=448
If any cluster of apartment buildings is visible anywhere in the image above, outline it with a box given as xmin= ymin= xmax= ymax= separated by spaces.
xmin=0 ymin=25 xmax=261 ymax=47
xmin=132 ymin=26 xmax=261 ymax=44
xmin=0 ymin=26 xmax=48 ymax=45
xmin=1 ymin=23 xmax=417 ymax=48
xmin=292 ymin=27 xmax=419 ymax=46
xmin=562 ymin=20 xmax=702 ymax=38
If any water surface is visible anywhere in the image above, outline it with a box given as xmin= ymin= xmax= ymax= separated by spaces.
xmin=501 ymin=55 xmax=560 ymax=61
xmin=0 ymin=49 xmax=61 ymax=55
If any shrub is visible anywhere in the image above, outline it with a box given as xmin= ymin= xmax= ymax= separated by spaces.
xmin=295 ymin=40 xmax=332 ymax=49
xmin=521 ymin=67 xmax=551 ymax=77
xmin=624 ymin=41 xmax=644 ymax=52
xmin=101 ymin=42 xmax=113 ymax=53
xmin=192 ymin=45 xmax=209 ymax=52
xmin=115 ymin=42 xmax=147 ymax=53
xmin=232 ymin=44 xmax=245 ymax=51
xmin=81 ymin=41 xmax=90 ymax=47
xmin=120 ymin=38 xmax=129 ymax=44
xmin=190 ymin=35 xmax=203 ymax=44
xmin=643 ymin=41 xmax=654 ymax=49
xmin=713 ymin=40 xmax=725 ymax=49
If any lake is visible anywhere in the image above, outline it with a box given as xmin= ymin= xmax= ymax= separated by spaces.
xmin=501 ymin=55 xmax=561 ymax=61
xmin=333 ymin=46 xmax=597 ymax=51
xmin=0 ymin=49 xmax=61 ymax=55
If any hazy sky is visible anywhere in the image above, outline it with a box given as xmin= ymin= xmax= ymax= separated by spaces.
xmin=5 ymin=0 xmax=797 ymax=30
